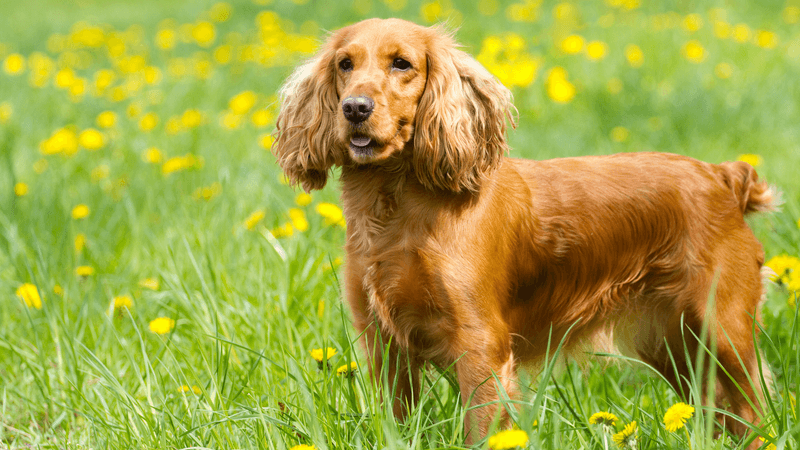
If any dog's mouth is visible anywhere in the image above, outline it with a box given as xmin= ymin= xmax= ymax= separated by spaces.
xmin=349 ymin=134 xmax=377 ymax=160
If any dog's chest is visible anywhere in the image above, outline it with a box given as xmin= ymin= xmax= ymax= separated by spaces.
xmin=361 ymin=252 xmax=458 ymax=360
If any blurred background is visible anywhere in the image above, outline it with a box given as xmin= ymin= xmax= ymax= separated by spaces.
xmin=1 ymin=1 xmax=799 ymax=448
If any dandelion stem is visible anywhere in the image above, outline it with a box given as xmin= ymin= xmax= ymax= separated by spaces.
xmin=684 ymin=426 xmax=692 ymax=450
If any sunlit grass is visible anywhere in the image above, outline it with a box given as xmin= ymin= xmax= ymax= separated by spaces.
xmin=1 ymin=0 xmax=799 ymax=449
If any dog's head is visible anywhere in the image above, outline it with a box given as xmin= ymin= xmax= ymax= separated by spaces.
xmin=274 ymin=18 xmax=515 ymax=193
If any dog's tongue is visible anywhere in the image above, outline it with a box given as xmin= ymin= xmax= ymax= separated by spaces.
xmin=350 ymin=136 xmax=372 ymax=147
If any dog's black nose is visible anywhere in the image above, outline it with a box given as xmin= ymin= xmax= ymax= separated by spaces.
xmin=342 ymin=96 xmax=374 ymax=123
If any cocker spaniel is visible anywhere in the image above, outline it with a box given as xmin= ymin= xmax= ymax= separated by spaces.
xmin=273 ymin=18 xmax=774 ymax=445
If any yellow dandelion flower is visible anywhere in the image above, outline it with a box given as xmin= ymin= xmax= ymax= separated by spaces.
xmin=271 ymin=222 xmax=294 ymax=238
xmin=625 ymin=44 xmax=644 ymax=67
xmin=54 ymin=68 xmax=75 ymax=89
xmin=40 ymin=127 xmax=79 ymax=156
xmin=139 ymin=112 xmax=159 ymax=132
xmin=758 ymin=436 xmax=777 ymax=450
xmin=756 ymin=30 xmax=779 ymax=49
xmin=487 ymin=429 xmax=529 ymax=450
xmin=765 ymin=255 xmax=800 ymax=283
xmin=149 ymin=317 xmax=175 ymax=334
xmin=0 ymin=101 xmax=12 ymax=123
xmin=16 ymin=283 xmax=42 ymax=309
xmin=610 ymin=126 xmax=630 ymax=143
xmin=127 ymin=102 xmax=143 ymax=118
xmin=178 ymin=384 xmax=202 ymax=394
xmin=139 ymin=278 xmax=160 ymax=290
xmin=251 ymin=109 xmax=273 ymax=127
xmin=663 ymin=402 xmax=694 ymax=432
xmin=3 ymin=53 xmax=25 ymax=75
xmin=289 ymin=208 xmax=309 ymax=232
xmin=288 ymin=445 xmax=316 ymax=450
xmin=316 ymin=202 xmax=345 ymax=227
xmin=683 ymin=40 xmax=706 ymax=63
xmin=295 ymin=193 xmax=312 ymax=206
xmin=323 ymin=257 xmax=343 ymax=272
xmin=194 ymin=182 xmax=222 ymax=201
xmin=244 ymin=209 xmax=265 ymax=230
xmin=155 ymin=28 xmax=176 ymax=50
xmin=78 ymin=128 xmax=105 ymax=150
xmin=144 ymin=66 xmax=162 ymax=84
xmin=589 ymin=411 xmax=618 ymax=426
xmin=14 ymin=182 xmax=28 ymax=196
xmin=72 ymin=204 xmax=90 ymax=220
xmin=682 ymin=13 xmax=703 ymax=32
xmin=788 ymin=270 xmax=800 ymax=292
xmin=181 ymin=109 xmax=203 ymax=128
xmin=553 ymin=2 xmax=577 ymax=21
xmin=192 ymin=21 xmax=216 ymax=47
xmin=560 ymin=35 xmax=585 ymax=54
xmin=143 ymin=147 xmax=163 ymax=164
xmin=546 ymin=67 xmax=576 ymax=104
xmin=53 ymin=285 xmax=63 ymax=296
xmin=737 ymin=154 xmax=762 ymax=168
xmin=221 ymin=110 xmax=243 ymax=129
xmin=732 ymin=24 xmax=751 ymax=43
xmin=229 ymin=90 xmax=257 ymax=115
xmin=612 ymin=421 xmax=637 ymax=447
xmin=94 ymin=69 xmax=115 ymax=93
xmin=96 ymin=111 xmax=117 ymax=128
xmin=214 ymin=44 xmax=232 ymax=64
xmin=209 ymin=2 xmax=232 ymax=22
xmin=586 ymin=41 xmax=608 ymax=60
xmin=74 ymin=233 xmax=87 ymax=253
xmin=113 ymin=295 xmax=133 ymax=309
xmin=75 ymin=265 xmax=94 ymax=277
xmin=714 ymin=20 xmax=732 ymax=39
xmin=310 ymin=347 xmax=337 ymax=363
xmin=336 ymin=361 xmax=358 ymax=376
xmin=259 ymin=133 xmax=274 ymax=150
xmin=420 ymin=1 xmax=443 ymax=23
xmin=161 ymin=154 xmax=198 ymax=175
xmin=165 ymin=117 xmax=182 ymax=135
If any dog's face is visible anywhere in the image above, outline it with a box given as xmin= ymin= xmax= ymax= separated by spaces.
xmin=274 ymin=18 xmax=515 ymax=193
xmin=333 ymin=19 xmax=428 ymax=164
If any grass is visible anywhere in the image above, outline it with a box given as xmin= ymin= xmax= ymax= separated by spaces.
xmin=1 ymin=0 xmax=799 ymax=449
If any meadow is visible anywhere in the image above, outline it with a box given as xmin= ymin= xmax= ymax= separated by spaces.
xmin=1 ymin=0 xmax=800 ymax=449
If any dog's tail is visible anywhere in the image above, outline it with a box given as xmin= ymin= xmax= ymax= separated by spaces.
xmin=719 ymin=161 xmax=778 ymax=215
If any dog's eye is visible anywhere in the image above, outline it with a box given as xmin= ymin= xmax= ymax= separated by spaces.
xmin=392 ymin=58 xmax=411 ymax=71
xmin=339 ymin=59 xmax=353 ymax=72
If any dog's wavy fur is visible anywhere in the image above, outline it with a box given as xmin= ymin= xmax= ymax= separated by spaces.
xmin=274 ymin=18 xmax=774 ymax=445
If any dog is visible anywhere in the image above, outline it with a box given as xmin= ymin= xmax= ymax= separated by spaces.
xmin=273 ymin=18 xmax=774 ymax=444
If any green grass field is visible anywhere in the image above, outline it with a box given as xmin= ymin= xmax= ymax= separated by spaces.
xmin=1 ymin=0 xmax=800 ymax=449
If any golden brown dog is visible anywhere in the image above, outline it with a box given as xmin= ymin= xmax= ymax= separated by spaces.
xmin=273 ymin=18 xmax=774 ymax=444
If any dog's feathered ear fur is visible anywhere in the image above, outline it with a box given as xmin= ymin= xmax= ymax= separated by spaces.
xmin=273 ymin=41 xmax=341 ymax=192
xmin=413 ymin=28 xmax=517 ymax=193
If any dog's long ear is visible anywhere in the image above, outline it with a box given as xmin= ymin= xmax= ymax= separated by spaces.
xmin=273 ymin=42 xmax=341 ymax=192
xmin=413 ymin=29 xmax=517 ymax=193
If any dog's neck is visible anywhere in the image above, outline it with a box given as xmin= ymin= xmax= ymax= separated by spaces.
xmin=339 ymin=162 xmax=407 ymax=253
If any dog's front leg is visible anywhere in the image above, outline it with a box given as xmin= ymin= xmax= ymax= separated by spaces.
xmin=344 ymin=256 xmax=420 ymax=420
xmin=455 ymin=337 xmax=518 ymax=444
